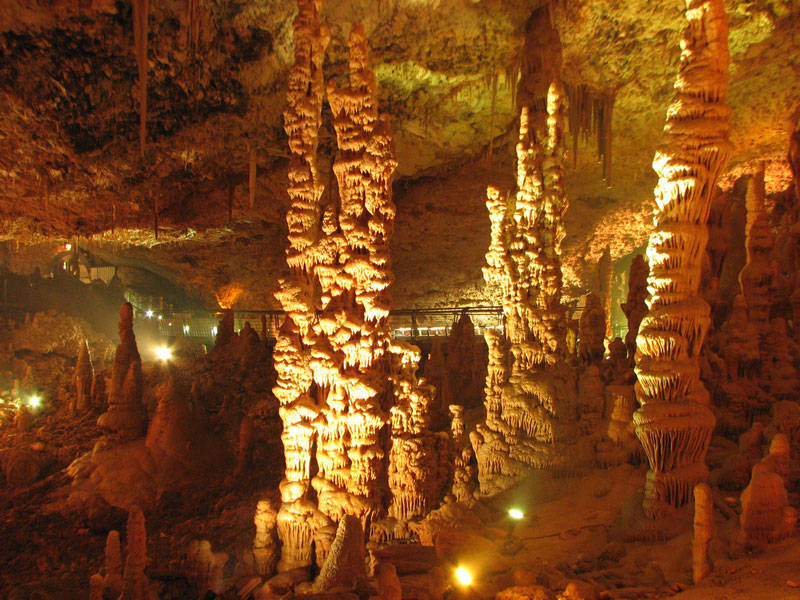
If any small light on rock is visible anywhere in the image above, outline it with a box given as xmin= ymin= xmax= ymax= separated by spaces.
xmin=509 ymin=508 xmax=524 ymax=520
xmin=455 ymin=566 xmax=472 ymax=586
xmin=155 ymin=346 xmax=172 ymax=362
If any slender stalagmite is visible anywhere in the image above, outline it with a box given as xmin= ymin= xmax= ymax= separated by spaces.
xmin=739 ymin=166 xmax=773 ymax=331
xmin=634 ymin=0 xmax=732 ymax=518
xmin=596 ymin=246 xmax=613 ymax=340
xmin=692 ymin=483 xmax=714 ymax=583
xmin=621 ymin=255 xmax=649 ymax=367
xmin=75 ymin=339 xmax=94 ymax=413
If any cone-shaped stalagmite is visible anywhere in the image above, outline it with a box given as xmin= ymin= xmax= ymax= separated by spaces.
xmin=633 ymin=0 xmax=732 ymax=518
xmin=97 ymin=303 xmax=145 ymax=442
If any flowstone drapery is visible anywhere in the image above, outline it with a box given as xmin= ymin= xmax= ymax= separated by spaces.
xmin=272 ymin=1 xmax=443 ymax=572
xmin=633 ymin=0 xmax=732 ymax=518
xmin=474 ymin=6 xmax=577 ymax=493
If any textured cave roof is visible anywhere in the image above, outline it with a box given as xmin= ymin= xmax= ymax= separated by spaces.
xmin=1 ymin=0 xmax=798 ymax=308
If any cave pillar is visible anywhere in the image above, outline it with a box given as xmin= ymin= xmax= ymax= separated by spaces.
xmin=633 ymin=0 xmax=732 ymax=519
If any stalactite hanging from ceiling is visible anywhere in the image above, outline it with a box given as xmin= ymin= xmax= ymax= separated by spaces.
xmin=186 ymin=0 xmax=202 ymax=52
xmin=132 ymin=0 xmax=149 ymax=159
xmin=563 ymin=83 xmax=615 ymax=183
xmin=249 ymin=144 xmax=256 ymax=209
xmin=633 ymin=0 xmax=732 ymax=520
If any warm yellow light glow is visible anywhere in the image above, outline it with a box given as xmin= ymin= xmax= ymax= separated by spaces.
xmin=29 ymin=395 xmax=41 ymax=408
xmin=145 ymin=310 xmax=154 ymax=318
xmin=215 ymin=284 xmax=244 ymax=309
xmin=509 ymin=508 xmax=524 ymax=520
xmin=455 ymin=566 xmax=472 ymax=586
xmin=155 ymin=346 xmax=172 ymax=361
xmin=65 ymin=243 xmax=72 ymax=251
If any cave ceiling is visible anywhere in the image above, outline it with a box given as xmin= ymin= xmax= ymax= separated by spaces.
xmin=1 ymin=0 xmax=798 ymax=308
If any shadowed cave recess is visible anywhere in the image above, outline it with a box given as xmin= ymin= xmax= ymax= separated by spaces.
xmin=1 ymin=0 xmax=800 ymax=599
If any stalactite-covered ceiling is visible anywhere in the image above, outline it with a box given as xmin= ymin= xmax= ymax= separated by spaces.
xmin=1 ymin=0 xmax=798 ymax=307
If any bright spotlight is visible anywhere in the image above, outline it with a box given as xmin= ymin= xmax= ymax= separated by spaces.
xmin=183 ymin=325 xmax=190 ymax=333
xmin=145 ymin=310 xmax=154 ymax=318
xmin=211 ymin=326 xmax=218 ymax=336
xmin=509 ymin=508 xmax=524 ymax=520
xmin=157 ymin=315 xmax=163 ymax=320
xmin=28 ymin=395 xmax=41 ymax=408
xmin=155 ymin=346 xmax=172 ymax=362
xmin=65 ymin=243 xmax=72 ymax=251
xmin=455 ymin=566 xmax=472 ymax=586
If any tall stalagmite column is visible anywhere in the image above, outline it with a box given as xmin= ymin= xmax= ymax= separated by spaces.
xmin=739 ymin=167 xmax=773 ymax=330
xmin=274 ymin=2 xmax=436 ymax=568
xmin=475 ymin=6 xmax=575 ymax=493
xmin=633 ymin=0 xmax=732 ymax=518
xmin=321 ymin=23 xmax=398 ymax=528
xmin=273 ymin=0 xmax=330 ymax=571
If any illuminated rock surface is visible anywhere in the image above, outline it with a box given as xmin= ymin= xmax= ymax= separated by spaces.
xmin=0 ymin=0 xmax=799 ymax=599
xmin=633 ymin=0 xmax=732 ymax=519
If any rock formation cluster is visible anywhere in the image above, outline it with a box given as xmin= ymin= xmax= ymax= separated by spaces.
xmin=2 ymin=0 xmax=800 ymax=599
xmin=472 ymin=6 xmax=579 ymax=495
xmin=272 ymin=0 xmax=447 ymax=574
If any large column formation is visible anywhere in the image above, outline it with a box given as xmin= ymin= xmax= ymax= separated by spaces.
xmin=320 ymin=23 xmax=398 ymax=528
xmin=273 ymin=2 xmax=434 ymax=570
xmin=273 ymin=0 xmax=330 ymax=572
xmin=633 ymin=0 xmax=732 ymax=518
xmin=474 ymin=6 xmax=575 ymax=492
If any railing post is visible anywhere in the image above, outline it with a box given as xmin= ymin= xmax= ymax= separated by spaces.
xmin=411 ymin=310 xmax=417 ymax=339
